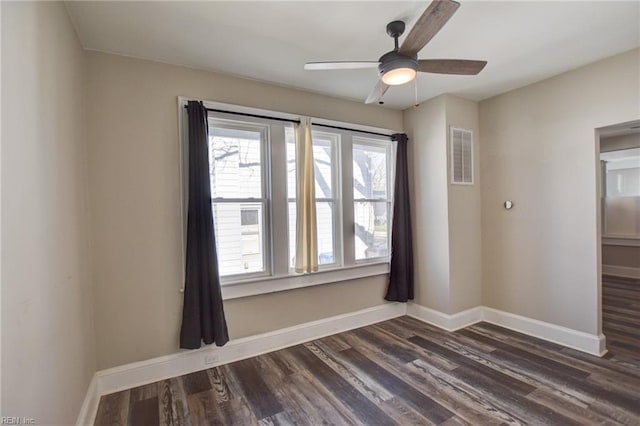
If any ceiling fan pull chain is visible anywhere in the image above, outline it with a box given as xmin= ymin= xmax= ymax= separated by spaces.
xmin=414 ymin=77 xmax=420 ymax=107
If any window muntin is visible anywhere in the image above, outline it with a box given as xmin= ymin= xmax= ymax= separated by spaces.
xmin=209 ymin=119 xmax=269 ymax=277
xmin=353 ymin=140 xmax=392 ymax=261
xmin=286 ymin=129 xmax=340 ymax=268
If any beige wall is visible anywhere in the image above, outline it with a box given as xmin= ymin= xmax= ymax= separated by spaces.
xmin=445 ymin=96 xmax=483 ymax=313
xmin=403 ymin=95 xmax=482 ymax=314
xmin=1 ymin=2 xmax=96 ymax=424
xmin=85 ymin=51 xmax=403 ymax=369
xmin=404 ymin=96 xmax=450 ymax=311
xmin=480 ymin=49 xmax=640 ymax=335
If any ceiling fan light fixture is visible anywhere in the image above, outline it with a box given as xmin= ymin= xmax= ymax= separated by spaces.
xmin=378 ymin=51 xmax=418 ymax=86
xmin=382 ymin=67 xmax=417 ymax=85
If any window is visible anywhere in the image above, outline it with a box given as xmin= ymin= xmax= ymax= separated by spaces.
xmin=286 ymin=129 xmax=340 ymax=268
xmin=353 ymin=140 xmax=392 ymax=261
xmin=209 ymin=120 xmax=269 ymax=278
xmin=180 ymin=99 xmax=395 ymax=295
xmin=601 ymin=148 xmax=640 ymax=237
xmin=602 ymin=148 xmax=640 ymax=197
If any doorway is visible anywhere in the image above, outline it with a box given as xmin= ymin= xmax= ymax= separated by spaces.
xmin=598 ymin=120 xmax=640 ymax=357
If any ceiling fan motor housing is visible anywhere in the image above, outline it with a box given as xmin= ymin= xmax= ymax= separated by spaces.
xmin=378 ymin=51 xmax=418 ymax=76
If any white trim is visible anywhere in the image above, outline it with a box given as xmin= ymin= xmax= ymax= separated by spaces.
xmin=481 ymin=307 xmax=607 ymax=356
xmin=79 ymin=302 xmax=610 ymax=424
xmin=406 ymin=303 xmax=483 ymax=331
xmin=602 ymin=236 xmax=640 ymax=247
xmin=406 ymin=304 xmax=605 ymax=356
xmin=75 ymin=375 xmax=99 ymax=426
xmin=222 ymin=263 xmax=389 ymax=300
xmin=602 ymin=264 xmax=640 ymax=279
xmin=177 ymin=96 xmax=396 ymax=300
xmin=93 ymin=303 xmax=404 ymax=399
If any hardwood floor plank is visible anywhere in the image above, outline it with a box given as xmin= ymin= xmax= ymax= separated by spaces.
xmin=524 ymin=388 xmax=615 ymax=425
xmin=157 ymin=378 xmax=191 ymax=426
xmin=270 ymin=371 xmax=359 ymax=426
xmin=215 ymin=398 xmax=259 ymax=426
xmin=181 ymin=370 xmax=212 ymax=396
xmin=285 ymin=345 xmax=397 ymax=425
xmin=352 ymin=327 xmax=418 ymax=363
xmin=339 ymin=346 xmax=455 ymax=424
xmin=456 ymin=328 xmax=592 ymax=379
xmin=342 ymin=329 xmax=522 ymax=425
xmin=407 ymin=335 xmax=537 ymax=395
xmin=95 ymin=277 xmax=640 ymax=426
xmin=343 ymin=325 xmax=459 ymax=372
xmin=129 ymin=383 xmax=158 ymax=403
xmin=95 ymin=391 xmax=130 ymax=426
xmin=307 ymin=341 xmax=395 ymax=403
xmin=227 ymin=357 xmax=284 ymax=420
xmin=127 ymin=397 xmax=159 ymax=425
xmin=409 ymin=358 xmax=527 ymax=425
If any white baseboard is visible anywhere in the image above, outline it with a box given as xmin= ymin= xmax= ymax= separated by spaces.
xmin=406 ymin=303 xmax=482 ymax=331
xmin=481 ymin=307 xmax=607 ymax=356
xmin=77 ymin=302 xmax=405 ymax=426
xmin=78 ymin=301 xmax=608 ymax=425
xmin=602 ymin=265 xmax=640 ymax=279
xmin=405 ymin=303 xmax=605 ymax=357
xmin=76 ymin=375 xmax=99 ymax=426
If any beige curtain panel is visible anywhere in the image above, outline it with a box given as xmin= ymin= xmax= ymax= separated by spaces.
xmin=295 ymin=117 xmax=318 ymax=273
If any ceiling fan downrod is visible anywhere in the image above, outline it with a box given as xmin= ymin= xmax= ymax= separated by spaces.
xmin=386 ymin=21 xmax=405 ymax=51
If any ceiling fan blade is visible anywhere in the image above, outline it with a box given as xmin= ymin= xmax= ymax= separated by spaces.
xmin=399 ymin=0 xmax=460 ymax=57
xmin=304 ymin=61 xmax=379 ymax=70
xmin=418 ymin=59 xmax=487 ymax=75
xmin=365 ymin=79 xmax=389 ymax=104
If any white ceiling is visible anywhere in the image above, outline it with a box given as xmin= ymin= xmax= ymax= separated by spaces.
xmin=65 ymin=1 xmax=640 ymax=110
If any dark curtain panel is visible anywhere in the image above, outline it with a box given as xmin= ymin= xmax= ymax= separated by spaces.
xmin=385 ymin=133 xmax=414 ymax=302
xmin=180 ymin=101 xmax=229 ymax=349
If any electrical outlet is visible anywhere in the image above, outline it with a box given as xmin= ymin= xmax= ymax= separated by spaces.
xmin=204 ymin=353 xmax=219 ymax=365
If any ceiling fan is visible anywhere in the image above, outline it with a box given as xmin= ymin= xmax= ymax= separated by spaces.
xmin=304 ymin=0 xmax=487 ymax=104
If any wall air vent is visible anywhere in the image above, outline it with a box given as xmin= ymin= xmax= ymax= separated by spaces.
xmin=451 ymin=127 xmax=474 ymax=185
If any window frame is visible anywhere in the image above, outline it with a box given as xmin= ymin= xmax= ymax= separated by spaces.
xmin=352 ymin=137 xmax=394 ymax=264
xmin=286 ymin=130 xmax=343 ymax=270
xmin=208 ymin=118 xmax=272 ymax=282
xmin=178 ymin=97 xmax=397 ymax=299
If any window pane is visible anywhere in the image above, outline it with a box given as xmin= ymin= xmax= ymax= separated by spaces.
xmin=354 ymin=201 xmax=388 ymax=260
xmin=313 ymin=139 xmax=333 ymax=198
xmin=353 ymin=144 xmax=387 ymax=199
xmin=317 ymin=202 xmax=335 ymax=264
xmin=285 ymin=128 xmax=334 ymax=198
xmin=288 ymin=201 xmax=335 ymax=267
xmin=209 ymin=126 xmax=262 ymax=198
xmin=286 ymin=128 xmax=296 ymax=197
xmin=212 ymin=202 xmax=264 ymax=276
xmin=602 ymin=148 xmax=640 ymax=197
xmin=606 ymin=168 xmax=640 ymax=197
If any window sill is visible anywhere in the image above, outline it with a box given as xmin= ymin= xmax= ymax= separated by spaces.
xmin=220 ymin=262 xmax=390 ymax=300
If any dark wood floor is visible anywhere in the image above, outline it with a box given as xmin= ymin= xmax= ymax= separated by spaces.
xmin=96 ymin=279 xmax=640 ymax=425
xmin=603 ymin=274 xmax=640 ymax=358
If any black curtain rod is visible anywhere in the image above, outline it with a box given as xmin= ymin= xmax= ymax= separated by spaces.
xmin=312 ymin=123 xmax=391 ymax=138
xmin=202 ymin=107 xmax=300 ymax=124
xmin=185 ymin=105 xmax=393 ymax=139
